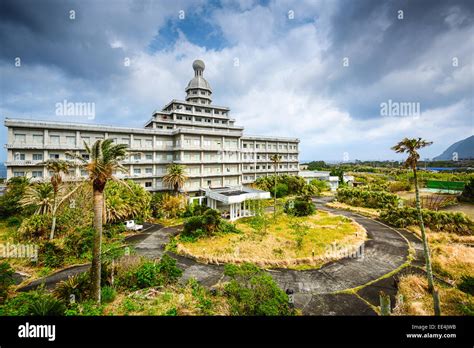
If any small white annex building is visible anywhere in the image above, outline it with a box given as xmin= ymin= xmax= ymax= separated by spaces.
xmin=189 ymin=186 xmax=271 ymax=221
xmin=298 ymin=171 xmax=354 ymax=191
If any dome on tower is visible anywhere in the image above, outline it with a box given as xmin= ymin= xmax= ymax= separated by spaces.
xmin=186 ymin=59 xmax=212 ymax=92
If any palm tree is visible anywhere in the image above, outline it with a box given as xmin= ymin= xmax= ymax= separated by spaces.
xmin=67 ymin=139 xmax=128 ymax=303
xmin=270 ymin=154 xmax=282 ymax=218
xmin=20 ymin=182 xmax=54 ymax=215
xmin=42 ymin=159 xmax=71 ymax=239
xmin=163 ymin=163 xmax=187 ymax=194
xmin=392 ymin=137 xmax=441 ymax=315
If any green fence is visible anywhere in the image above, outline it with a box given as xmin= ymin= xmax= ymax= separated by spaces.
xmin=426 ymin=180 xmax=466 ymax=191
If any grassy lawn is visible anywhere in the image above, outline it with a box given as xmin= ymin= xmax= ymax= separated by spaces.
xmin=177 ymin=210 xmax=366 ymax=269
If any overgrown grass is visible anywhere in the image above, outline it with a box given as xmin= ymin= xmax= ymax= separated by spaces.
xmin=325 ymin=202 xmax=380 ymax=219
xmin=177 ymin=211 xmax=366 ymax=269
xmin=104 ymin=280 xmax=229 ymax=316
xmin=393 ymin=274 xmax=473 ymax=316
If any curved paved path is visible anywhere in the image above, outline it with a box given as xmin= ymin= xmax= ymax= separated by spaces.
xmin=18 ymin=202 xmax=423 ymax=315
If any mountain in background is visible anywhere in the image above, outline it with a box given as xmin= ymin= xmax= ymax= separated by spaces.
xmin=433 ymin=135 xmax=474 ymax=160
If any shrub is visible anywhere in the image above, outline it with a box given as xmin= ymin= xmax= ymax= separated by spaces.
xmin=284 ymin=198 xmax=315 ymax=217
xmin=274 ymin=183 xmax=289 ymax=198
xmin=309 ymin=179 xmax=330 ymax=193
xmin=336 ymin=187 xmax=399 ymax=209
xmin=39 ymin=241 xmax=65 ymax=268
xmin=459 ymin=179 xmax=474 ymax=203
xmin=0 ymin=177 xmax=30 ymax=218
xmin=101 ymin=286 xmax=117 ymax=303
xmin=157 ymin=194 xmax=187 ymax=219
xmin=0 ymin=262 xmax=15 ymax=303
xmin=0 ymin=289 xmax=65 ymax=316
xmin=379 ymin=207 xmax=474 ymax=235
xmin=116 ymin=255 xmax=182 ymax=290
xmin=224 ymin=263 xmax=294 ymax=316
xmin=64 ymin=227 xmax=94 ymax=258
xmin=18 ymin=214 xmax=52 ymax=241
xmin=65 ymin=300 xmax=104 ymax=316
xmin=29 ymin=294 xmax=66 ymax=316
xmin=458 ymin=275 xmax=474 ymax=295
xmin=54 ymin=272 xmax=91 ymax=303
xmin=388 ymin=181 xmax=412 ymax=192
xmin=6 ymin=216 xmax=22 ymax=227
xmin=182 ymin=209 xmax=235 ymax=240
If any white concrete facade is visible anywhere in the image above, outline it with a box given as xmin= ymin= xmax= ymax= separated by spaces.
xmin=4 ymin=60 xmax=300 ymax=193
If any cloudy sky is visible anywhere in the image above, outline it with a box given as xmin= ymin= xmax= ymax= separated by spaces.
xmin=0 ymin=0 xmax=473 ymax=162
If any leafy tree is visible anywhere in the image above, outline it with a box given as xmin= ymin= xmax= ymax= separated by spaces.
xmin=67 ymin=139 xmax=128 ymax=303
xmin=163 ymin=164 xmax=188 ymax=194
xmin=0 ymin=177 xmax=30 ymax=217
xmin=0 ymin=262 xmax=15 ymax=304
xmin=392 ymin=137 xmax=441 ymax=316
xmin=104 ymin=180 xmax=151 ymax=223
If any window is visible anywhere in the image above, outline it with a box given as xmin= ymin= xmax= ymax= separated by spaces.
xmin=134 ymin=139 xmax=142 ymax=148
xmin=145 ymin=154 xmax=153 ymax=160
xmin=81 ymin=170 xmax=87 ymax=176
xmin=33 ymin=135 xmax=43 ymax=144
xmin=133 ymin=154 xmax=141 ymax=160
xmin=156 ymin=140 xmax=163 ymax=147
xmin=32 ymin=171 xmax=43 ymax=178
xmin=177 ymin=116 xmax=182 ymax=120
xmin=166 ymin=126 xmax=172 ymax=129
xmin=145 ymin=168 xmax=153 ymax=174
xmin=196 ymin=117 xmax=202 ymax=122
xmin=186 ymin=107 xmax=192 ymax=111
xmin=33 ymin=153 xmax=43 ymax=161
xmin=145 ymin=182 xmax=152 ymax=188
xmin=66 ymin=136 xmax=76 ymax=145
xmin=50 ymin=135 xmax=60 ymax=145
xmin=49 ymin=153 xmax=60 ymax=159
xmin=207 ymin=180 xmax=211 ymax=186
xmin=81 ymin=154 xmax=89 ymax=160
xmin=13 ymin=171 xmax=25 ymax=177
xmin=196 ymin=108 xmax=202 ymax=112
xmin=14 ymin=134 xmax=26 ymax=143
xmin=134 ymin=168 xmax=141 ymax=175
xmin=145 ymin=139 xmax=153 ymax=148
xmin=166 ymin=154 xmax=173 ymax=161
xmin=121 ymin=138 xmax=130 ymax=145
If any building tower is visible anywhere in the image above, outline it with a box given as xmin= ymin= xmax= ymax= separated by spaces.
xmin=185 ymin=59 xmax=212 ymax=105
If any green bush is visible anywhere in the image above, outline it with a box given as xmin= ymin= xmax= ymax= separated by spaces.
xmin=182 ymin=209 xmax=239 ymax=240
xmin=223 ymin=263 xmax=294 ymax=316
xmin=6 ymin=216 xmax=22 ymax=227
xmin=64 ymin=227 xmax=94 ymax=258
xmin=0 ymin=289 xmax=65 ymax=316
xmin=64 ymin=300 xmax=104 ymax=316
xmin=116 ymin=255 xmax=182 ymax=290
xmin=54 ymin=272 xmax=91 ymax=303
xmin=458 ymin=275 xmax=474 ymax=295
xmin=336 ymin=187 xmax=399 ymax=209
xmin=459 ymin=179 xmax=474 ymax=203
xmin=0 ymin=177 xmax=30 ymax=218
xmin=39 ymin=241 xmax=65 ymax=268
xmin=18 ymin=214 xmax=52 ymax=241
xmin=0 ymin=262 xmax=15 ymax=304
xmin=274 ymin=183 xmax=289 ymax=198
xmin=388 ymin=181 xmax=412 ymax=193
xmin=101 ymin=286 xmax=117 ymax=303
xmin=284 ymin=198 xmax=315 ymax=217
xmin=379 ymin=207 xmax=474 ymax=235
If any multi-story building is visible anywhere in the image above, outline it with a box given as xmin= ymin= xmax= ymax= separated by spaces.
xmin=4 ymin=60 xmax=299 ymax=195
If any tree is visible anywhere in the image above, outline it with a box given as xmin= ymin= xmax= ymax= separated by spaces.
xmin=19 ymin=182 xmax=54 ymax=215
xmin=163 ymin=164 xmax=188 ymax=194
xmin=391 ymin=137 xmax=441 ymax=316
xmin=269 ymin=154 xmax=282 ymax=219
xmin=42 ymin=160 xmax=70 ymax=239
xmin=0 ymin=177 xmax=30 ymax=217
xmin=67 ymin=139 xmax=128 ymax=303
